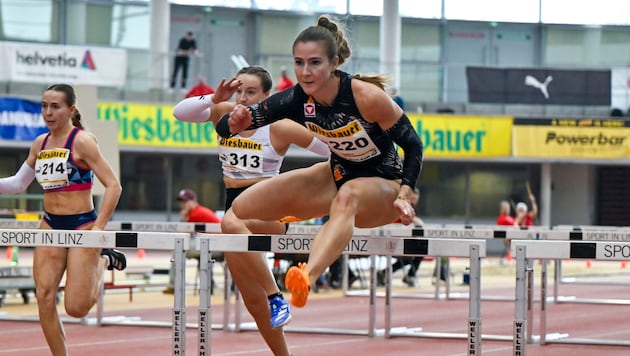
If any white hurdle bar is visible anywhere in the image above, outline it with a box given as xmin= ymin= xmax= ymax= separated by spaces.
xmin=288 ymin=224 xmax=547 ymax=303
xmin=0 ymin=219 xmax=226 ymax=330
xmin=0 ymin=228 xmax=189 ymax=355
xmin=198 ymin=233 xmax=486 ymax=356
xmin=512 ymin=239 xmax=630 ymax=352
xmin=226 ymin=224 xmax=543 ymax=344
xmin=548 ymin=226 xmax=630 ymax=304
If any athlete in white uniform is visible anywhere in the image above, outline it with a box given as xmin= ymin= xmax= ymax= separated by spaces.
xmin=174 ymin=66 xmax=328 ymax=356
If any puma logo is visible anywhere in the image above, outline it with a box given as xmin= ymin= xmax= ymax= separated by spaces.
xmin=524 ymin=75 xmax=553 ymax=99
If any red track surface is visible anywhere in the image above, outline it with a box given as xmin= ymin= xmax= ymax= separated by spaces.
xmin=1 ymin=283 xmax=630 ymax=355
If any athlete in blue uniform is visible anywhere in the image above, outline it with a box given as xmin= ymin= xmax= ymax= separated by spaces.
xmin=216 ymin=16 xmax=423 ymax=309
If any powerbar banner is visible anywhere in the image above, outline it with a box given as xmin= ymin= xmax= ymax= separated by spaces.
xmin=97 ymin=102 xmax=218 ymax=148
xmin=513 ymin=118 xmax=630 ymax=159
xmin=0 ymin=41 xmax=127 ymax=87
xmin=466 ymin=67 xmax=611 ymax=106
xmin=0 ymin=97 xmax=47 ymax=141
xmin=408 ymin=114 xmax=512 ymax=158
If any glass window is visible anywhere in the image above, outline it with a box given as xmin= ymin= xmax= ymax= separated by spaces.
xmin=418 ymin=162 xmax=539 ymax=223
xmin=110 ymin=3 xmax=150 ymax=49
xmin=542 ymin=0 xmax=630 ymax=26
xmin=0 ymin=0 xmax=57 ymax=42
xmin=444 ymin=0 xmax=540 ymax=24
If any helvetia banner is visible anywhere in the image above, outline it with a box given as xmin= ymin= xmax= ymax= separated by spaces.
xmin=0 ymin=41 xmax=127 ymax=87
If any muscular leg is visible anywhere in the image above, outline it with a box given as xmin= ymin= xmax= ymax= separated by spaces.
xmin=33 ymin=246 xmax=69 ymax=356
xmin=63 ymin=247 xmax=105 ymax=317
xmin=34 ymin=220 xmax=106 ymax=356
xmin=305 ymin=177 xmax=401 ymax=284
xmin=225 ymin=251 xmax=290 ymax=356
xmin=222 ymin=217 xmax=291 ymax=355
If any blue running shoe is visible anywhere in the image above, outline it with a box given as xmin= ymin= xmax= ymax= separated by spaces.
xmin=269 ymin=294 xmax=291 ymax=329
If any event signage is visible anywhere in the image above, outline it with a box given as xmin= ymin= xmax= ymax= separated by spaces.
xmin=408 ymin=114 xmax=512 ymax=157
xmin=512 ymin=118 xmax=630 ymax=158
xmin=466 ymin=67 xmax=611 ymax=106
xmin=97 ymin=102 xmax=218 ymax=148
xmin=0 ymin=97 xmax=47 ymax=141
xmin=0 ymin=42 xmax=127 ymax=87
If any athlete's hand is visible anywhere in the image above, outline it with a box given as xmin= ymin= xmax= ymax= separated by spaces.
xmin=394 ymin=185 xmax=418 ymax=226
xmin=213 ymin=77 xmax=241 ymax=103
xmin=228 ymin=104 xmax=253 ymax=133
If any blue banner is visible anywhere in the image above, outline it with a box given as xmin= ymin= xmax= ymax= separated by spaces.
xmin=0 ymin=97 xmax=47 ymax=141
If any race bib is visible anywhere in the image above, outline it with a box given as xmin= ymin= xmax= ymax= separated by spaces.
xmin=218 ymin=137 xmax=263 ymax=174
xmin=35 ymin=148 xmax=70 ymax=190
xmin=305 ymin=120 xmax=380 ymax=162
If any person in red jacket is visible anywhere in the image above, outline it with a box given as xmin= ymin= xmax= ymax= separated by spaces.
xmin=185 ymin=76 xmax=215 ymax=98
xmin=275 ymin=66 xmax=294 ymax=92
xmin=163 ymin=188 xmax=221 ymax=294
xmin=496 ymin=200 xmax=515 ymax=226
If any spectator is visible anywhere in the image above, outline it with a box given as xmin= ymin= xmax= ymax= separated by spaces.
xmin=170 ymin=31 xmax=197 ymax=91
xmin=496 ymin=200 xmax=515 ymax=226
xmin=496 ymin=200 xmax=516 ymax=264
xmin=275 ymin=66 xmax=294 ymax=92
xmin=185 ymin=75 xmax=215 ymax=98
xmin=515 ymin=192 xmax=538 ymax=227
xmin=163 ymin=188 xmax=221 ymax=294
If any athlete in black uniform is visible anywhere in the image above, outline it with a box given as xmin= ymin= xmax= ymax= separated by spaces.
xmin=217 ymin=15 xmax=423 ymax=310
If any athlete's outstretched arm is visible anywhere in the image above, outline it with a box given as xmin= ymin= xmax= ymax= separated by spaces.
xmin=173 ymin=77 xmax=241 ymax=124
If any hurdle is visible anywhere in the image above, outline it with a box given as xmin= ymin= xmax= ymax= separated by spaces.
xmin=221 ymin=224 xmax=543 ymax=344
xmin=329 ymin=224 xmax=549 ymax=303
xmin=512 ymin=239 xmax=630 ymax=351
xmin=0 ymin=228 xmax=189 ymax=355
xmin=549 ymin=225 xmax=630 ymax=305
xmin=198 ymin=232 xmax=486 ymax=356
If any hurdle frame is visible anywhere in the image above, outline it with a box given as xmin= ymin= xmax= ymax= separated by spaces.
xmin=0 ymin=228 xmax=189 ymax=355
xmin=512 ymin=239 xmax=630 ymax=350
xmin=550 ymin=225 xmax=630 ymax=305
xmin=218 ymin=224 xmax=545 ymax=344
xmin=199 ymin=232 xmax=486 ymax=356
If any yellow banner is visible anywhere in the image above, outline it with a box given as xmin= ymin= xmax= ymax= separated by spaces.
xmin=408 ymin=114 xmax=512 ymax=157
xmin=513 ymin=119 xmax=630 ymax=158
xmin=97 ymin=102 xmax=218 ymax=148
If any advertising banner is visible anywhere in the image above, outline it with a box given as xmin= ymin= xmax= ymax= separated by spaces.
xmin=97 ymin=102 xmax=218 ymax=148
xmin=0 ymin=42 xmax=127 ymax=87
xmin=513 ymin=118 xmax=630 ymax=159
xmin=408 ymin=114 xmax=512 ymax=158
xmin=0 ymin=97 xmax=47 ymax=141
xmin=466 ymin=67 xmax=611 ymax=106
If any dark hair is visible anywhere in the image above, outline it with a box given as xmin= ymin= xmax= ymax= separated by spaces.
xmin=45 ymin=83 xmax=83 ymax=129
xmin=236 ymin=66 xmax=273 ymax=93
xmin=294 ymin=15 xmax=387 ymax=90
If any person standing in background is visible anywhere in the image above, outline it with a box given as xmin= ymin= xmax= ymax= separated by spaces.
xmin=170 ymin=31 xmax=197 ymax=91
xmin=185 ymin=75 xmax=215 ymax=98
xmin=275 ymin=66 xmax=295 ymax=92
xmin=496 ymin=200 xmax=516 ymax=264
xmin=163 ymin=188 xmax=221 ymax=295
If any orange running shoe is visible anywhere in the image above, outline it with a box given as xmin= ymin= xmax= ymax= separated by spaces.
xmin=284 ymin=262 xmax=310 ymax=307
